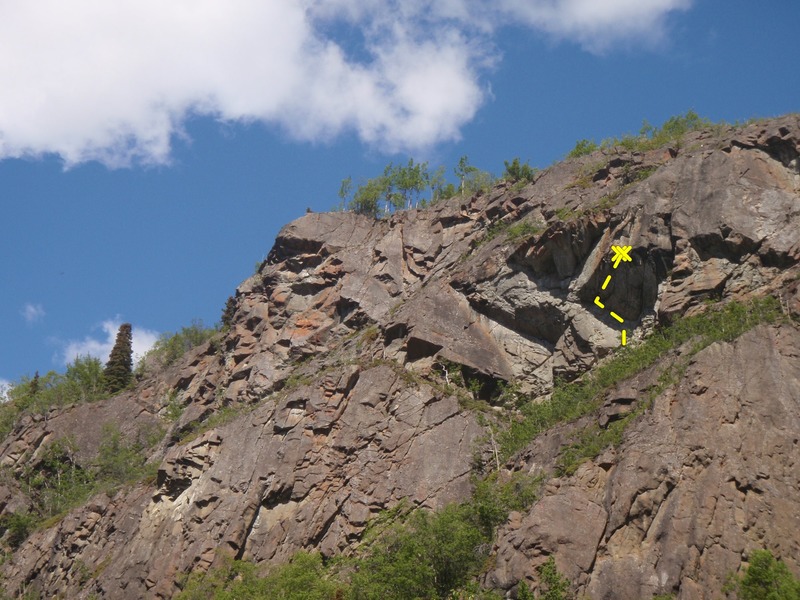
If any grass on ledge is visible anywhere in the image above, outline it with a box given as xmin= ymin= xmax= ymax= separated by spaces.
xmin=497 ymin=296 xmax=784 ymax=462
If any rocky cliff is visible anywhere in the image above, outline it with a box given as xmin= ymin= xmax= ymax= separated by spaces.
xmin=1 ymin=115 xmax=799 ymax=599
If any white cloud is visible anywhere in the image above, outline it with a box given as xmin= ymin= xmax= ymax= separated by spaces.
xmin=20 ymin=303 xmax=46 ymax=324
xmin=496 ymin=0 xmax=693 ymax=53
xmin=0 ymin=379 xmax=11 ymax=402
xmin=0 ymin=0 xmax=691 ymax=167
xmin=62 ymin=320 xmax=160 ymax=367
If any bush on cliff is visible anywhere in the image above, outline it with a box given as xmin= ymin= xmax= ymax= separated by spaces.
xmin=137 ymin=319 xmax=218 ymax=374
xmin=174 ymin=472 xmax=542 ymax=599
xmin=724 ymin=549 xmax=800 ymax=600
xmin=0 ymin=356 xmax=109 ymax=439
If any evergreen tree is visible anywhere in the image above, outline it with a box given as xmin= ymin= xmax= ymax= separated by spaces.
xmin=104 ymin=323 xmax=133 ymax=393
xmin=221 ymin=296 xmax=237 ymax=330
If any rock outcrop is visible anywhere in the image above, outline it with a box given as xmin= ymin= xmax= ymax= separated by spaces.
xmin=485 ymin=324 xmax=800 ymax=598
xmin=1 ymin=115 xmax=799 ymax=598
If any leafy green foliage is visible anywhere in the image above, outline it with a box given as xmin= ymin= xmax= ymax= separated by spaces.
xmin=0 ymin=511 xmax=37 ymax=548
xmin=387 ymin=158 xmax=429 ymax=210
xmin=140 ymin=320 xmax=218 ymax=372
xmin=602 ymin=110 xmax=712 ymax=153
xmin=470 ymin=472 xmax=543 ymax=538
xmin=174 ymin=470 xmax=542 ymax=599
xmin=18 ymin=436 xmax=95 ymax=521
xmin=0 ymin=356 xmax=109 ymax=439
xmin=176 ymin=552 xmax=343 ymax=600
xmin=340 ymin=156 xmax=494 ymax=217
xmin=506 ymin=220 xmax=544 ymax=242
xmin=349 ymin=174 xmax=389 ymax=217
xmin=566 ymin=139 xmax=598 ymax=159
xmin=497 ymin=297 xmax=783 ymax=462
xmin=104 ymin=323 xmax=133 ymax=393
xmin=471 ymin=218 xmax=544 ymax=255
xmin=537 ymin=556 xmax=572 ymax=600
xmin=65 ymin=356 xmax=106 ymax=403
xmin=2 ymin=424 xmax=159 ymax=548
xmin=455 ymin=155 xmax=495 ymax=198
xmin=517 ymin=581 xmax=534 ymax=600
xmin=163 ymin=389 xmax=184 ymax=422
xmin=9 ymin=357 xmax=106 ymax=412
xmin=338 ymin=176 xmax=353 ymax=206
xmin=502 ymin=158 xmax=537 ymax=183
xmin=724 ymin=549 xmax=800 ymax=600
xmin=351 ymin=504 xmax=487 ymax=598
xmin=455 ymin=155 xmax=478 ymax=195
xmin=96 ymin=424 xmax=156 ymax=485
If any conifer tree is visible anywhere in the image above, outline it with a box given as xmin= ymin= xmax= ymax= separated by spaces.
xmin=221 ymin=296 xmax=237 ymax=331
xmin=30 ymin=371 xmax=40 ymax=396
xmin=104 ymin=323 xmax=133 ymax=393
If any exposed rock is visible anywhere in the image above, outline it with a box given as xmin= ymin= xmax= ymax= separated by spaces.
xmin=1 ymin=115 xmax=799 ymax=598
xmin=486 ymin=324 xmax=800 ymax=599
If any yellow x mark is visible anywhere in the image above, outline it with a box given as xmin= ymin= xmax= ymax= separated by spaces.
xmin=611 ymin=245 xmax=632 ymax=269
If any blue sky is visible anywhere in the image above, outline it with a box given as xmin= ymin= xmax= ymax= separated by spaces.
xmin=1 ymin=0 xmax=798 ymax=393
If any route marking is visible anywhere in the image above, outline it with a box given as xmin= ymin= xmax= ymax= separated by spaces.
xmin=593 ymin=245 xmax=634 ymax=346
xmin=610 ymin=245 xmax=633 ymax=269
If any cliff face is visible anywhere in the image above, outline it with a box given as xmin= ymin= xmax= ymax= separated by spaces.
xmin=1 ymin=116 xmax=799 ymax=599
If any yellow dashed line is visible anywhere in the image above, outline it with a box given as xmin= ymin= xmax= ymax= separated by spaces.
xmin=595 ymin=247 xmax=634 ymax=346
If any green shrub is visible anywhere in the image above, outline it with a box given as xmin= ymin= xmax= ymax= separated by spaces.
xmin=517 ymin=581 xmax=534 ymax=600
xmin=163 ymin=390 xmax=184 ymax=422
xmin=96 ymin=424 xmax=151 ymax=485
xmin=602 ymin=110 xmax=712 ymax=154
xmin=0 ymin=358 xmax=111 ymax=449
xmin=436 ymin=182 xmax=458 ymax=202
xmin=19 ymin=436 xmax=95 ymax=521
xmin=0 ymin=511 xmax=37 ymax=548
xmin=506 ymin=220 xmax=543 ymax=242
xmin=464 ymin=169 xmax=495 ymax=197
xmin=470 ymin=472 xmax=542 ymax=538
xmin=724 ymin=549 xmax=800 ymax=600
xmin=4 ymin=356 xmax=108 ymax=420
xmin=176 ymin=552 xmax=342 ymax=600
xmin=537 ymin=556 xmax=572 ymax=600
xmin=503 ymin=158 xmax=538 ymax=183
xmin=350 ymin=503 xmax=487 ymax=599
xmin=566 ymin=139 xmax=598 ymax=159
xmin=350 ymin=174 xmax=390 ymax=217
xmin=142 ymin=320 xmax=218 ymax=370
xmin=172 ymin=469 xmax=542 ymax=598
xmin=5 ymin=425 xmax=159 ymax=547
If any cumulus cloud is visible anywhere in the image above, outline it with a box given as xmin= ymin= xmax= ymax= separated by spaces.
xmin=62 ymin=320 xmax=160 ymax=367
xmin=21 ymin=303 xmax=46 ymax=324
xmin=0 ymin=0 xmax=690 ymax=167
xmin=0 ymin=379 xmax=11 ymax=402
